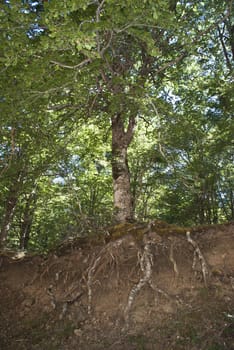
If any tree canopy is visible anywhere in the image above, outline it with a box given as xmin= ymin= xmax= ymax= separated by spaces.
xmin=0 ymin=0 xmax=233 ymax=250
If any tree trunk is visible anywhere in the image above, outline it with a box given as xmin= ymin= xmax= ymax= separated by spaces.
xmin=197 ymin=192 xmax=205 ymax=225
xmin=19 ymin=192 xmax=37 ymax=250
xmin=0 ymin=171 xmax=22 ymax=248
xmin=111 ymin=113 xmax=135 ymax=222
xmin=0 ymin=191 xmax=18 ymax=247
xmin=229 ymin=188 xmax=234 ymax=220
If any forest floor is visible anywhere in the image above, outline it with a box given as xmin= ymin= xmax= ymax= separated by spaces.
xmin=0 ymin=221 xmax=234 ymax=350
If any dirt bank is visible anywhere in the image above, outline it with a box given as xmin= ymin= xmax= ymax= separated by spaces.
xmin=0 ymin=221 xmax=234 ymax=349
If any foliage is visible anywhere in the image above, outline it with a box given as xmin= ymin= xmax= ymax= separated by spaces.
xmin=0 ymin=0 xmax=233 ymax=250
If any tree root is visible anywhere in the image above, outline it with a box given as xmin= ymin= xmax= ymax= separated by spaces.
xmin=124 ymin=241 xmax=153 ymax=326
xmin=169 ymin=240 xmax=179 ymax=284
xmin=186 ymin=231 xmax=210 ymax=286
xmin=47 ymin=283 xmax=83 ymax=319
xmin=87 ymin=238 xmax=126 ymax=314
xmin=87 ymin=255 xmax=101 ymax=314
xmin=123 ymin=229 xmax=183 ymax=327
xmin=43 ymin=228 xmax=211 ymax=327
xmin=47 ymin=284 xmax=57 ymax=309
xmin=59 ymin=291 xmax=83 ymax=319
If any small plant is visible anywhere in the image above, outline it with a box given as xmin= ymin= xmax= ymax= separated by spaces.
xmin=128 ymin=334 xmax=149 ymax=350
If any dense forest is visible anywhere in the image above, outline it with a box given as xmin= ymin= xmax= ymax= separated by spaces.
xmin=0 ymin=0 xmax=233 ymax=252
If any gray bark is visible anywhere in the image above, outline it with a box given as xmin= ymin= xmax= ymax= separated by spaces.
xmin=111 ymin=113 xmax=135 ymax=222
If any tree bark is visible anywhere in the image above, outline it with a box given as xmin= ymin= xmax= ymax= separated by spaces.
xmin=0 ymin=190 xmax=18 ymax=247
xmin=111 ymin=113 xmax=135 ymax=222
xmin=0 ymin=170 xmax=22 ymax=248
xmin=19 ymin=192 xmax=37 ymax=250
xmin=229 ymin=188 xmax=234 ymax=220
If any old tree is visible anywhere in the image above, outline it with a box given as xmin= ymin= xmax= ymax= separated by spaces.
xmin=32 ymin=0 xmax=183 ymax=223
xmin=0 ymin=0 xmax=233 ymax=247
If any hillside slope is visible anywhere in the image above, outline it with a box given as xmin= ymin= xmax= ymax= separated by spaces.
xmin=0 ymin=221 xmax=234 ymax=349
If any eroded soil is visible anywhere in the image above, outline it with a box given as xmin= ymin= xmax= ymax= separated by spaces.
xmin=0 ymin=221 xmax=234 ymax=349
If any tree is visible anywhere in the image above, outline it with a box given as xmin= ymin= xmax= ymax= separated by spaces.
xmin=36 ymin=0 xmax=178 ymax=222
xmin=13 ymin=0 xmax=230 ymax=222
xmin=0 ymin=103 xmax=75 ymax=247
xmin=0 ymin=0 xmax=233 ymax=250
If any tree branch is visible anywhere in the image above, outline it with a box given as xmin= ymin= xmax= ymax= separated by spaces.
xmin=47 ymin=103 xmax=81 ymax=111
xmin=217 ymin=25 xmax=232 ymax=71
xmin=50 ymin=58 xmax=91 ymax=70
xmin=153 ymin=11 xmax=232 ymax=77
xmin=125 ymin=115 xmax=136 ymax=145
xmin=100 ymin=30 xmax=114 ymax=56
xmin=96 ymin=0 xmax=105 ymax=55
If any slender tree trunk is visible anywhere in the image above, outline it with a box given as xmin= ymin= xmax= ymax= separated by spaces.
xmin=210 ymin=188 xmax=218 ymax=224
xmin=207 ymin=194 xmax=212 ymax=224
xmin=217 ymin=188 xmax=229 ymax=220
xmin=131 ymin=159 xmax=140 ymax=218
xmin=0 ymin=170 xmax=22 ymax=248
xmin=0 ymin=191 xmax=18 ymax=247
xmin=111 ymin=113 xmax=135 ymax=222
xmin=19 ymin=212 xmax=32 ymax=250
xmin=19 ymin=192 xmax=37 ymax=250
xmin=229 ymin=188 xmax=234 ymax=220
xmin=197 ymin=192 xmax=205 ymax=225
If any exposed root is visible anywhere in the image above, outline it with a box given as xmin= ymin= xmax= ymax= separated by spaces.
xmin=186 ymin=231 xmax=210 ymax=286
xmin=59 ymin=291 xmax=83 ymax=319
xmin=47 ymin=282 xmax=83 ymax=319
xmin=47 ymin=284 xmax=56 ymax=309
xmin=124 ymin=241 xmax=153 ymax=327
xmin=87 ymin=256 xmax=101 ymax=314
xmin=149 ymin=280 xmax=171 ymax=301
xmin=169 ymin=240 xmax=179 ymax=284
xmin=29 ymin=257 xmax=59 ymax=285
xmin=87 ymin=238 xmax=126 ymax=314
xmin=230 ymin=277 xmax=234 ymax=290
xmin=123 ymin=226 xmax=179 ymax=327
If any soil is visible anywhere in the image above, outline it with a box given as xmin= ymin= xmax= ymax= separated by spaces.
xmin=0 ymin=221 xmax=234 ymax=350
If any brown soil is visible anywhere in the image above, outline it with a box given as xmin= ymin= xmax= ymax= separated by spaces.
xmin=0 ymin=221 xmax=234 ymax=350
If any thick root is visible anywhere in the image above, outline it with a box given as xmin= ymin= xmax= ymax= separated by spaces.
xmin=124 ymin=241 xmax=153 ymax=327
xmin=186 ymin=231 xmax=210 ymax=286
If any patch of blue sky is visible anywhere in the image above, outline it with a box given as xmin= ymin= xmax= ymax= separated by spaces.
xmin=52 ymin=176 xmax=65 ymax=185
